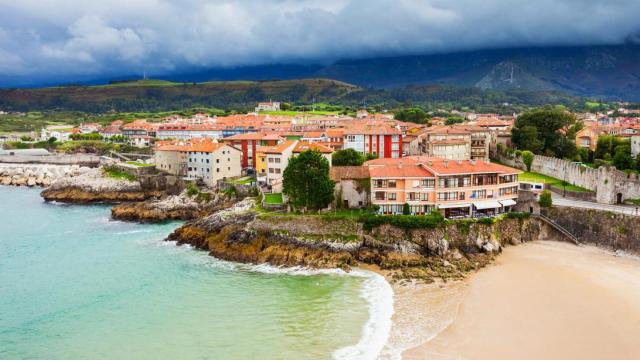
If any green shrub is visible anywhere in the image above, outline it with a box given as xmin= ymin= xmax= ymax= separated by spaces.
xmin=503 ymin=212 xmax=531 ymax=219
xmin=186 ymin=182 xmax=199 ymax=197
xmin=359 ymin=210 xmax=445 ymax=231
xmin=539 ymin=190 xmax=552 ymax=208
xmin=477 ymin=217 xmax=494 ymax=225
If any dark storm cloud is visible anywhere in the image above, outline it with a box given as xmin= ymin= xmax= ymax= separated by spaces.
xmin=0 ymin=0 xmax=639 ymax=82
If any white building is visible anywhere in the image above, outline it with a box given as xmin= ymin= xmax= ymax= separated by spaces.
xmin=632 ymin=135 xmax=640 ymax=158
xmin=186 ymin=141 xmax=243 ymax=187
xmin=39 ymin=127 xmax=72 ymax=142
xmin=255 ymin=101 xmax=281 ymax=112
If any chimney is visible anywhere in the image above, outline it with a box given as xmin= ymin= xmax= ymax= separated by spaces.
xmin=470 ymin=159 xmax=477 ymax=166
xmin=444 ymin=160 xmax=449 ymax=168
xmin=398 ymin=161 xmax=403 ymax=169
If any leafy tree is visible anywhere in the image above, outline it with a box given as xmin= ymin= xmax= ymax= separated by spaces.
xmin=283 ymin=150 xmax=334 ymax=211
xmin=512 ymin=125 xmax=543 ymax=154
xmin=613 ymin=144 xmax=633 ymax=170
xmin=521 ymin=150 xmax=534 ymax=171
xmin=394 ymin=108 xmax=430 ymax=124
xmin=445 ymin=116 xmax=464 ymax=125
xmin=402 ymin=203 xmax=411 ymax=215
xmin=332 ymin=148 xmax=365 ymax=166
xmin=576 ymin=147 xmax=590 ymax=163
xmin=539 ymin=190 xmax=552 ymax=208
xmin=364 ymin=153 xmax=378 ymax=161
xmin=511 ymin=108 xmax=577 ymax=157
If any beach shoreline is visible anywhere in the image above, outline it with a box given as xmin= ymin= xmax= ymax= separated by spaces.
xmin=385 ymin=241 xmax=640 ymax=360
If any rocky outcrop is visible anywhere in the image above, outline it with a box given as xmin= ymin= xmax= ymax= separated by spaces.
xmin=41 ymin=167 xmax=163 ymax=203
xmin=111 ymin=191 xmax=236 ymax=222
xmin=0 ymin=164 xmax=91 ymax=187
xmin=167 ymin=201 xmax=543 ymax=281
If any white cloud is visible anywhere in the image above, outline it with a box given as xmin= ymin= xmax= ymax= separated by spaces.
xmin=0 ymin=0 xmax=638 ymax=82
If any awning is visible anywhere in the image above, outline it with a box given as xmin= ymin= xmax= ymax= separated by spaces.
xmin=438 ymin=203 xmax=471 ymax=209
xmin=499 ymin=199 xmax=517 ymax=207
xmin=473 ymin=201 xmax=502 ymax=210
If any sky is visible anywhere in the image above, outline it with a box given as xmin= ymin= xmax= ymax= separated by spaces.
xmin=0 ymin=0 xmax=639 ymax=85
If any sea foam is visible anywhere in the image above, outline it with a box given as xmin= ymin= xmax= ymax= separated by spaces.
xmin=333 ymin=271 xmax=394 ymax=360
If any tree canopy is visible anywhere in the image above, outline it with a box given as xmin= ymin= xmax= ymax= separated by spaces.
xmin=283 ymin=150 xmax=334 ymax=211
xmin=393 ymin=107 xmax=431 ymax=124
xmin=511 ymin=108 xmax=579 ymax=158
xmin=332 ymin=148 xmax=366 ymax=166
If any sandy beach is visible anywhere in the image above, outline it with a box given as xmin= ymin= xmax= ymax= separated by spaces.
xmin=383 ymin=241 xmax=640 ymax=360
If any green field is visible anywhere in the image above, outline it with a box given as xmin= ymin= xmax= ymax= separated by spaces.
xmin=264 ymin=193 xmax=283 ymax=204
xmin=519 ymin=171 xmax=591 ymax=192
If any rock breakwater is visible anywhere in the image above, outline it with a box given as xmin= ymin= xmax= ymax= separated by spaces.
xmin=0 ymin=164 xmax=91 ymax=187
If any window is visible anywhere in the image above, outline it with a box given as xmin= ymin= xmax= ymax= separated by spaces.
xmin=388 ymin=193 xmax=397 ymax=200
xmin=388 ymin=180 xmax=397 ymax=188
xmin=206 ymin=159 xmax=209 ymax=163
xmin=275 ymin=168 xmax=281 ymax=174
xmin=216 ymin=168 xmax=220 ymax=173
xmin=269 ymin=168 xmax=274 ymax=173
xmin=437 ymin=191 xmax=459 ymax=201
xmin=421 ymin=179 xmax=435 ymax=188
xmin=207 ymin=168 xmax=210 ymax=172
xmin=216 ymin=159 xmax=219 ymax=163
xmin=375 ymin=192 xmax=385 ymax=200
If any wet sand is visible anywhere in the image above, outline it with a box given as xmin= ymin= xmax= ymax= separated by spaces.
xmin=391 ymin=241 xmax=640 ymax=360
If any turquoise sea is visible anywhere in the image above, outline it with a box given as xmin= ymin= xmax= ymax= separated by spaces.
xmin=0 ymin=187 xmax=392 ymax=360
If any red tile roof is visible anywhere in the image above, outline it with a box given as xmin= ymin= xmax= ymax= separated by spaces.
xmin=293 ymin=141 xmax=333 ymax=154
xmin=330 ymin=166 xmax=370 ymax=181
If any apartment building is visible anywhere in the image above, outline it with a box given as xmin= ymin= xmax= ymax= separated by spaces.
xmin=418 ymin=126 xmax=470 ymax=160
xmin=261 ymin=140 xmax=297 ymax=192
xmin=342 ymin=123 xmax=403 ymax=158
xmin=220 ymin=133 xmax=283 ymax=169
xmin=366 ymin=157 xmax=520 ymax=218
xmin=155 ymin=138 xmax=242 ymax=187
xmin=186 ymin=140 xmax=243 ymax=187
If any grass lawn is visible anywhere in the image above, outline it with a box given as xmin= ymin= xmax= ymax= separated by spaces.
xmin=264 ymin=193 xmax=283 ymax=204
xmin=231 ymin=177 xmax=254 ymax=185
xmin=103 ymin=168 xmax=136 ymax=181
xmin=519 ymin=171 xmax=592 ymax=192
xmin=125 ymin=161 xmax=154 ymax=167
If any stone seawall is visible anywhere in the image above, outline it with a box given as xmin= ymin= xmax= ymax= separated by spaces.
xmin=547 ymin=206 xmax=640 ymax=255
xmin=496 ymin=153 xmax=640 ymax=204
xmin=0 ymin=164 xmax=91 ymax=187
xmin=0 ymin=154 xmax=101 ymax=167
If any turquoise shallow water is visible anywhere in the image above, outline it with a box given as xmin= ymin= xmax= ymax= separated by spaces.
xmin=0 ymin=187 xmax=386 ymax=360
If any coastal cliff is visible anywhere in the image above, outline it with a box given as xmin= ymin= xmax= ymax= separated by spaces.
xmin=41 ymin=167 xmax=164 ymax=203
xmin=167 ymin=200 xmax=543 ymax=281
xmin=111 ymin=191 xmax=237 ymax=222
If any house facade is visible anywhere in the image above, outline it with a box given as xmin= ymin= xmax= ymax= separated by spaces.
xmin=365 ymin=157 xmax=520 ymax=218
xmin=342 ymin=124 xmax=403 ymax=159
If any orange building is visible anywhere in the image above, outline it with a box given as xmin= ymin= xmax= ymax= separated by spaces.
xmin=366 ymin=157 xmax=520 ymax=218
